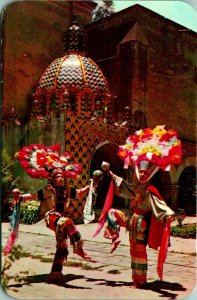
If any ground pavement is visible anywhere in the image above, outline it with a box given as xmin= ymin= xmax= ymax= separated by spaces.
xmin=1 ymin=217 xmax=197 ymax=300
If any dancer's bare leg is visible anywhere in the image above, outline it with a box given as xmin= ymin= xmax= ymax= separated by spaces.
xmin=73 ymin=239 xmax=92 ymax=260
xmin=110 ymin=236 xmax=121 ymax=254
xmin=48 ymin=239 xmax=68 ymax=283
xmin=60 ymin=217 xmax=92 ymax=260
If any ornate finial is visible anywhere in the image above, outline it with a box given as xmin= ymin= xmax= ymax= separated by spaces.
xmin=31 ymin=94 xmax=41 ymax=117
xmin=9 ymin=105 xmax=16 ymax=120
xmin=62 ymin=14 xmax=84 ymax=53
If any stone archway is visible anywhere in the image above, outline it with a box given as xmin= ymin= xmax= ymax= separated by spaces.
xmin=178 ymin=166 xmax=196 ymax=215
xmin=89 ymin=141 xmax=127 ymax=209
xmin=150 ymin=169 xmax=172 ymax=207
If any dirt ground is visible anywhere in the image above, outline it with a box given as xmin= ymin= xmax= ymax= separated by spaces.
xmin=1 ymin=219 xmax=197 ymax=300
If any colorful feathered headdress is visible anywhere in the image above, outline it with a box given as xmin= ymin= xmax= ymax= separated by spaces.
xmin=15 ymin=143 xmax=82 ymax=179
xmin=118 ymin=125 xmax=182 ymax=171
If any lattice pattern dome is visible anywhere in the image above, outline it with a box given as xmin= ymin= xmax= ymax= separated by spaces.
xmin=32 ymin=16 xmax=111 ymax=119
xmin=37 ymin=53 xmax=109 ymax=94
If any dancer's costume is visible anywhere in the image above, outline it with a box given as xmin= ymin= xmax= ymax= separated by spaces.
xmin=83 ymin=170 xmax=103 ymax=224
xmin=3 ymin=193 xmax=35 ymax=255
xmin=94 ymin=125 xmax=182 ymax=287
xmin=13 ymin=143 xmax=91 ymax=282
xmin=45 ymin=170 xmax=90 ymax=279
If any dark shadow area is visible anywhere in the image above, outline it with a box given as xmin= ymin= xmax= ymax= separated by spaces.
xmin=86 ymin=277 xmax=131 ymax=287
xmin=144 ymin=280 xmax=187 ymax=299
xmin=178 ymin=166 xmax=196 ymax=215
xmin=7 ymin=274 xmax=187 ymax=298
xmin=87 ymin=278 xmax=187 ymax=299
xmin=90 ymin=141 xmax=127 ymax=209
xmin=8 ymin=273 xmax=90 ymax=289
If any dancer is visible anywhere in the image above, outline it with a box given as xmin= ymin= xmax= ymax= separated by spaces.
xmin=3 ymin=188 xmax=37 ymax=256
xmin=83 ymin=170 xmax=103 ymax=224
xmin=94 ymin=125 xmax=182 ymax=288
xmin=45 ymin=168 xmax=92 ymax=282
xmin=14 ymin=143 xmax=94 ymax=282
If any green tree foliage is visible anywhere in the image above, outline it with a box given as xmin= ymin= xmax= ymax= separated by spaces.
xmin=92 ymin=1 xmax=114 ymax=22
xmin=1 ymin=149 xmax=19 ymax=221
xmin=1 ymin=148 xmax=15 ymax=196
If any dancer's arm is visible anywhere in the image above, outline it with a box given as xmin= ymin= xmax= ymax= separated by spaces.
xmin=12 ymin=188 xmax=37 ymax=204
xmin=22 ymin=193 xmax=37 ymax=201
xmin=101 ymin=162 xmax=136 ymax=199
xmin=149 ymin=193 xmax=175 ymax=221
xmin=76 ymin=185 xmax=90 ymax=198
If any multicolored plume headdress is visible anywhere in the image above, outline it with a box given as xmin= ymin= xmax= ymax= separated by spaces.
xmin=15 ymin=144 xmax=82 ymax=179
xmin=118 ymin=125 xmax=182 ymax=171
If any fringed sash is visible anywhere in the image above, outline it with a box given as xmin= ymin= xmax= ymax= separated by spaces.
xmin=3 ymin=201 xmax=21 ymax=255
xmin=83 ymin=179 xmax=95 ymax=224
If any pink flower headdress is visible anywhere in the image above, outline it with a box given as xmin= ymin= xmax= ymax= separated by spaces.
xmin=15 ymin=143 xmax=82 ymax=179
xmin=118 ymin=125 xmax=182 ymax=171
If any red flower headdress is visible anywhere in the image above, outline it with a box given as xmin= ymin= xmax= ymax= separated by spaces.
xmin=118 ymin=125 xmax=182 ymax=171
xmin=15 ymin=144 xmax=82 ymax=179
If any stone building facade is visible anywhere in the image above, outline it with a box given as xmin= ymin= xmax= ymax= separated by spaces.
xmin=85 ymin=4 xmax=196 ymax=142
xmin=84 ymin=4 xmax=196 ymax=215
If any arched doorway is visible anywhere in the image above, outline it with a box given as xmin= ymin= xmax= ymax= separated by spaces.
xmin=89 ymin=141 xmax=127 ymax=209
xmin=150 ymin=169 xmax=172 ymax=207
xmin=178 ymin=166 xmax=196 ymax=215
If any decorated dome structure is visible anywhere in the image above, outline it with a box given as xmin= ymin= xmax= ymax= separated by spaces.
xmin=28 ymin=16 xmax=122 ymax=222
xmin=32 ymin=15 xmax=111 ymax=120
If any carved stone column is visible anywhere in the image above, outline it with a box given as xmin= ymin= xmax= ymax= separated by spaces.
xmin=170 ymin=184 xmax=180 ymax=212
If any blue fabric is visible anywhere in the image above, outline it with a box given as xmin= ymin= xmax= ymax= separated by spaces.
xmin=10 ymin=201 xmax=21 ymax=236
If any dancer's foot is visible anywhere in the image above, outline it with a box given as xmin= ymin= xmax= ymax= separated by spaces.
xmin=74 ymin=247 xmax=92 ymax=261
xmin=47 ymin=272 xmax=65 ymax=283
xmin=130 ymin=282 xmax=146 ymax=289
xmin=110 ymin=238 xmax=121 ymax=254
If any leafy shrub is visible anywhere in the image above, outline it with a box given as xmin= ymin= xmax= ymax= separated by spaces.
xmin=20 ymin=200 xmax=40 ymax=224
xmin=1 ymin=148 xmax=20 ymax=221
xmin=170 ymin=223 xmax=196 ymax=239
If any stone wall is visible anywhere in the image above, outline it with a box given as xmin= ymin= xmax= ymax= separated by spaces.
xmin=85 ymin=4 xmax=197 ymax=142
xmin=2 ymin=0 xmax=95 ymax=121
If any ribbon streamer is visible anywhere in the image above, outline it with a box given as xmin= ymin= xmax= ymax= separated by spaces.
xmin=3 ymin=202 xmax=21 ymax=255
xmin=157 ymin=218 xmax=171 ymax=280
xmin=93 ymin=180 xmax=114 ymax=237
